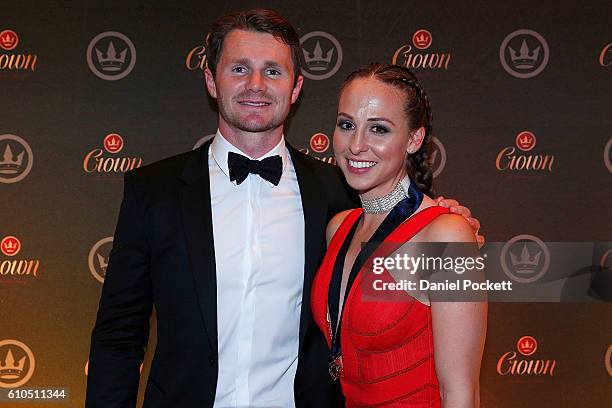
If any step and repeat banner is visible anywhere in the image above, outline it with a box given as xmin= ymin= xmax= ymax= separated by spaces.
xmin=1 ymin=0 xmax=611 ymax=406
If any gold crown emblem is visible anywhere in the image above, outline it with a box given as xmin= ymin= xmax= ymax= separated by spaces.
xmin=0 ymin=349 xmax=26 ymax=380
xmin=95 ymin=41 xmax=127 ymax=72
xmin=0 ymin=32 xmax=17 ymax=49
xmin=509 ymin=40 xmax=540 ymax=69
xmin=510 ymin=244 xmax=541 ymax=274
xmin=0 ymin=145 xmax=24 ymax=174
xmin=303 ymin=42 xmax=333 ymax=71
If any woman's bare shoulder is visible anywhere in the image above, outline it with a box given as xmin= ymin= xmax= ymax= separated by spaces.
xmin=424 ymin=212 xmax=475 ymax=243
xmin=415 ymin=195 xmax=475 ymax=243
xmin=326 ymin=210 xmax=354 ymax=244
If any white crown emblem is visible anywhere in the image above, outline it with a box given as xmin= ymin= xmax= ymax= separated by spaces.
xmin=0 ymin=349 xmax=26 ymax=380
xmin=303 ymin=41 xmax=333 ymax=71
xmin=509 ymin=40 xmax=540 ymax=69
xmin=0 ymin=144 xmax=24 ymax=174
xmin=96 ymin=252 xmax=108 ymax=273
xmin=510 ymin=244 xmax=541 ymax=274
xmin=95 ymin=41 xmax=127 ymax=71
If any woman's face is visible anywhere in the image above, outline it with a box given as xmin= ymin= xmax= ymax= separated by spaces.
xmin=333 ymin=77 xmax=423 ymax=199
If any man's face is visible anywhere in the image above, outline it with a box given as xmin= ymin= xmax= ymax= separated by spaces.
xmin=205 ymin=30 xmax=303 ymax=135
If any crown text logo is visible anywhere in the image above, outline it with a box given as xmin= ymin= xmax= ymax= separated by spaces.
xmin=393 ymin=29 xmax=450 ymax=70
xmin=0 ymin=236 xmax=40 ymax=280
xmin=496 ymin=131 xmax=554 ymax=172
xmin=497 ymin=336 xmax=555 ymax=376
xmin=83 ymin=133 xmax=142 ymax=175
xmin=0 ymin=29 xmax=37 ymax=72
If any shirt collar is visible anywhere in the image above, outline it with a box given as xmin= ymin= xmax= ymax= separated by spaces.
xmin=210 ymin=129 xmax=289 ymax=181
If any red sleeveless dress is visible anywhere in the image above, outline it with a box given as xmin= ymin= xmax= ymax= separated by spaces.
xmin=311 ymin=206 xmax=449 ymax=407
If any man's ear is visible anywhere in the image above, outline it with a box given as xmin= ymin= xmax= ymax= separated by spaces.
xmin=204 ymin=68 xmax=217 ymax=98
xmin=407 ymin=126 xmax=426 ymax=154
xmin=290 ymin=75 xmax=304 ymax=104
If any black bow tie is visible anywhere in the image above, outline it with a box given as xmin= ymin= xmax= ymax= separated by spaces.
xmin=227 ymin=151 xmax=283 ymax=186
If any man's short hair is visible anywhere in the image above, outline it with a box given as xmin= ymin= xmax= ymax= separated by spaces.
xmin=205 ymin=8 xmax=302 ymax=82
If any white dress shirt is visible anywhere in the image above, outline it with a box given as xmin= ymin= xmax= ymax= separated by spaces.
xmin=210 ymin=130 xmax=305 ymax=408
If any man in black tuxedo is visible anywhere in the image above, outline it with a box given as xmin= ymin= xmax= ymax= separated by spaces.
xmin=86 ymin=8 xmax=481 ymax=408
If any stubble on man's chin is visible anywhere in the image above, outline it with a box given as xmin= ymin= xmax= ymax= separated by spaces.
xmin=221 ymin=109 xmax=286 ymax=135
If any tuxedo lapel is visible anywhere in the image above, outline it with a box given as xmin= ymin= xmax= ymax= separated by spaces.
xmin=288 ymin=145 xmax=328 ymax=354
xmin=178 ymin=141 xmax=218 ymax=355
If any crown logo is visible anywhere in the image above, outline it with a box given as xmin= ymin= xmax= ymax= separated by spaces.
xmin=0 ymin=144 xmax=24 ymax=174
xmin=310 ymin=133 xmax=329 ymax=153
xmin=517 ymin=134 xmax=536 ymax=151
xmin=518 ymin=134 xmax=532 ymax=146
xmin=0 ymin=349 xmax=26 ymax=380
xmin=510 ymin=244 xmax=541 ymax=274
xmin=517 ymin=335 xmax=538 ymax=356
xmin=303 ymin=41 xmax=333 ymax=71
xmin=2 ymin=239 xmax=18 ymax=255
xmin=509 ymin=40 xmax=540 ymax=69
xmin=0 ymin=32 xmax=17 ymax=50
xmin=521 ymin=338 xmax=533 ymax=349
xmin=105 ymin=135 xmax=121 ymax=151
xmin=95 ymin=41 xmax=127 ymax=71
xmin=313 ymin=136 xmax=326 ymax=148
xmin=96 ymin=252 xmax=108 ymax=273
xmin=415 ymin=33 xmax=429 ymax=47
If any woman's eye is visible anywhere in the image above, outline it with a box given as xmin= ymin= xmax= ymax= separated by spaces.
xmin=337 ymin=120 xmax=354 ymax=130
xmin=232 ymin=66 xmax=247 ymax=73
xmin=371 ymin=125 xmax=389 ymax=134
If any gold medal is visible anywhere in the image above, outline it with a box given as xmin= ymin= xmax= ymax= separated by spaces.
xmin=329 ymin=355 xmax=343 ymax=381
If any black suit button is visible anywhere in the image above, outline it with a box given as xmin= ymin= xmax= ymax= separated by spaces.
xmin=209 ymin=356 xmax=216 ymax=367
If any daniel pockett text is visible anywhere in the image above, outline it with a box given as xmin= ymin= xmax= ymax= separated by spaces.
xmin=358 ymin=242 xmax=511 ymax=302
xmin=371 ymin=253 xmax=512 ymax=292
xmin=359 ymin=242 xmax=612 ymax=302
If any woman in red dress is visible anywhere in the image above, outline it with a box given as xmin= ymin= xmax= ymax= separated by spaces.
xmin=311 ymin=64 xmax=487 ymax=407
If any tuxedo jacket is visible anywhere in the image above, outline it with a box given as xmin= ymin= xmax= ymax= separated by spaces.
xmin=86 ymin=140 xmax=356 ymax=408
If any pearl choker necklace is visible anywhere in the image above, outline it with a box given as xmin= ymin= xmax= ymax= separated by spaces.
xmin=360 ymin=176 xmax=410 ymax=214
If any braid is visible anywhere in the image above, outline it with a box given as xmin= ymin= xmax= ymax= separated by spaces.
xmin=341 ymin=64 xmax=434 ymax=196
xmin=403 ymin=76 xmax=434 ymax=196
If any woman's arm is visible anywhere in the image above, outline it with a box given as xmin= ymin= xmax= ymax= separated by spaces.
xmin=427 ymin=214 xmax=488 ymax=407
xmin=432 ymin=301 xmax=487 ymax=407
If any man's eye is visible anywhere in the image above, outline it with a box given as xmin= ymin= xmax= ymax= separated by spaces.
xmin=371 ymin=125 xmax=389 ymax=134
xmin=337 ymin=120 xmax=354 ymax=130
xmin=232 ymin=66 xmax=247 ymax=73
xmin=266 ymin=69 xmax=281 ymax=76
